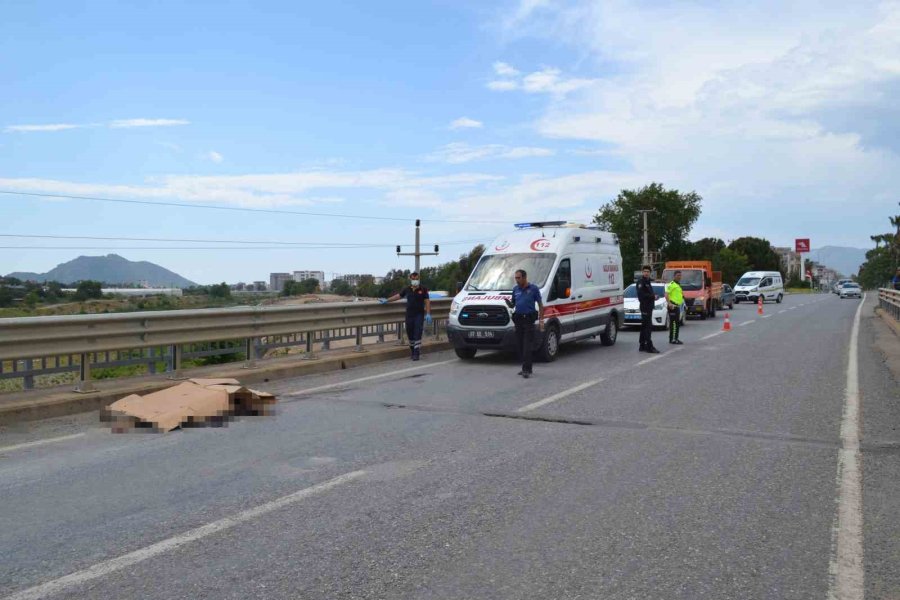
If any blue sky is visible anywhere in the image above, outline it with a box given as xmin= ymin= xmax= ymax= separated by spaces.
xmin=2 ymin=0 xmax=898 ymax=284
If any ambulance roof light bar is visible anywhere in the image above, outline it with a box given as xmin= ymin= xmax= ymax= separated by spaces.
xmin=513 ymin=221 xmax=570 ymax=229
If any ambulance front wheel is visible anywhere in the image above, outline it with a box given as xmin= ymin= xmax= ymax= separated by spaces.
xmin=536 ymin=325 xmax=560 ymax=362
xmin=455 ymin=348 xmax=477 ymax=360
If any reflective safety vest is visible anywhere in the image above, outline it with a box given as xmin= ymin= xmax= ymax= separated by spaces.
xmin=666 ymin=281 xmax=684 ymax=305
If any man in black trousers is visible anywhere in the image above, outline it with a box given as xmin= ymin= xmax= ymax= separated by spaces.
xmin=637 ymin=265 xmax=660 ymax=353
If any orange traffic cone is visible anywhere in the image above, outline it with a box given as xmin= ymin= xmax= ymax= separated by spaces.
xmin=757 ymin=295 xmax=764 ymax=315
xmin=722 ymin=313 xmax=732 ymax=331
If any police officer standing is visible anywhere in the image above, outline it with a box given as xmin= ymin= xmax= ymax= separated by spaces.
xmin=637 ymin=265 xmax=660 ymax=353
xmin=665 ymin=271 xmax=684 ymax=345
xmin=505 ymin=268 xmax=544 ymax=378
xmin=380 ymin=272 xmax=432 ymax=360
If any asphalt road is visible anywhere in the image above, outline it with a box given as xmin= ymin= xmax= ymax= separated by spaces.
xmin=1 ymin=292 xmax=898 ymax=600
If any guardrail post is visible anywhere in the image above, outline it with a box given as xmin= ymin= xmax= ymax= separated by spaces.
xmin=166 ymin=344 xmax=186 ymax=380
xmin=322 ymin=330 xmax=331 ymax=351
xmin=74 ymin=352 xmax=96 ymax=393
xmin=377 ymin=323 xmax=385 ymax=343
xmin=23 ymin=358 xmax=35 ymax=390
xmin=302 ymin=332 xmax=318 ymax=360
xmin=395 ymin=321 xmax=406 ymax=346
xmin=243 ymin=337 xmax=258 ymax=369
xmin=353 ymin=327 xmax=367 ymax=353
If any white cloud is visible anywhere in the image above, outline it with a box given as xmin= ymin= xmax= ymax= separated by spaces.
xmin=487 ymin=65 xmax=596 ymax=97
xmin=5 ymin=118 xmax=191 ymax=132
xmin=108 ymin=118 xmax=190 ymax=128
xmin=5 ymin=123 xmax=84 ymax=132
xmin=493 ymin=61 xmax=520 ymax=77
xmin=426 ymin=143 xmax=555 ymax=164
xmin=205 ymin=151 xmax=224 ymax=163
xmin=449 ymin=117 xmax=483 ymax=129
xmin=495 ymin=0 xmax=900 ymax=246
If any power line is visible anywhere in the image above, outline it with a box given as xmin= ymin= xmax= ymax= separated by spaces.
xmin=0 ymin=190 xmax=511 ymax=224
xmin=0 ymin=233 xmax=489 ymax=247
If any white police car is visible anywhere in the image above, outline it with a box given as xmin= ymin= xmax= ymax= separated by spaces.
xmin=622 ymin=282 xmax=684 ymax=330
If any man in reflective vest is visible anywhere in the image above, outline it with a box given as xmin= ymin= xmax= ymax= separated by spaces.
xmin=665 ymin=271 xmax=684 ymax=345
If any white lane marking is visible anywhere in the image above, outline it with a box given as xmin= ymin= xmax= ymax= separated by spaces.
xmin=0 ymin=433 xmax=86 ymax=454
xmin=3 ymin=470 xmax=367 ymax=600
xmin=516 ymin=378 xmax=605 ymax=413
xmin=701 ymin=331 xmax=725 ymax=340
xmin=827 ymin=294 xmax=865 ymax=600
xmin=636 ymin=346 xmax=683 ymax=366
xmin=287 ymin=359 xmax=457 ymax=397
xmin=779 ymin=310 xmax=787 ymax=314
xmin=738 ymin=320 xmax=755 ymax=327
xmin=761 ymin=314 xmax=772 ymax=319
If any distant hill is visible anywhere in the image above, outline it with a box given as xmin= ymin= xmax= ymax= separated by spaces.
xmin=7 ymin=254 xmax=197 ymax=287
xmin=812 ymin=246 xmax=868 ymax=277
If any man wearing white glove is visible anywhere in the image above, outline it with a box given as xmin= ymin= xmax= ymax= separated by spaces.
xmin=380 ymin=272 xmax=431 ymax=361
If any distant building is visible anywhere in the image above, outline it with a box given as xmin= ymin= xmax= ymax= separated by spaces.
xmin=253 ymin=281 xmax=267 ymax=291
xmin=293 ymin=270 xmax=325 ymax=289
xmin=269 ymin=272 xmax=292 ymax=293
xmin=774 ymin=247 xmax=801 ymax=278
xmin=336 ymin=274 xmax=374 ymax=287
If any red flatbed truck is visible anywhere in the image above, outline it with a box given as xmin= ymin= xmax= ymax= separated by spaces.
xmin=661 ymin=261 xmax=723 ymax=319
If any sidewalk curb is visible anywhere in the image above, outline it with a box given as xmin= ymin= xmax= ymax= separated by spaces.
xmin=0 ymin=341 xmax=453 ymax=426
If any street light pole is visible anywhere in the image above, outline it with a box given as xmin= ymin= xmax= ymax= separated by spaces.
xmin=397 ymin=219 xmax=439 ymax=273
xmin=637 ymin=209 xmax=654 ymax=269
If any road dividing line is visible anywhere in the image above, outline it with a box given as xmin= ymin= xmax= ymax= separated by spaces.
xmin=3 ymin=470 xmax=367 ymax=600
xmin=738 ymin=320 xmax=755 ymax=327
xmin=287 ymin=359 xmax=456 ymax=397
xmin=0 ymin=433 xmax=85 ymax=454
xmin=761 ymin=314 xmax=772 ymax=319
xmin=779 ymin=310 xmax=787 ymax=314
xmin=701 ymin=331 xmax=724 ymax=340
xmin=827 ymin=294 xmax=865 ymax=600
xmin=516 ymin=378 xmax=604 ymax=413
xmin=636 ymin=346 xmax=683 ymax=366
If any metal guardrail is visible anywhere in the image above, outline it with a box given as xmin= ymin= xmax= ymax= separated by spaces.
xmin=0 ymin=299 xmax=451 ymax=393
xmin=878 ymin=288 xmax=900 ymax=322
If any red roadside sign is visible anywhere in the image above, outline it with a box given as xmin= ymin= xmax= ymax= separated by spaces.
xmin=795 ymin=238 xmax=810 ymax=253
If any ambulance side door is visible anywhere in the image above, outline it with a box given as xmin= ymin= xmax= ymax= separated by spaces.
xmin=546 ymin=257 xmax=575 ymax=338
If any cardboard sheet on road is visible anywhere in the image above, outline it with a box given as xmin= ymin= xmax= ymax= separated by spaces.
xmin=103 ymin=378 xmax=276 ymax=432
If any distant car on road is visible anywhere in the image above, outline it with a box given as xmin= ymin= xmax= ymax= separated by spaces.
xmin=839 ymin=283 xmax=861 ymax=299
xmin=720 ymin=284 xmax=735 ymax=310
xmin=833 ymin=278 xmax=853 ymax=294
xmin=623 ymin=283 xmax=684 ymax=330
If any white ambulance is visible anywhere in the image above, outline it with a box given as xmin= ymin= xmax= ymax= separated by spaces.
xmin=447 ymin=222 xmax=624 ymax=361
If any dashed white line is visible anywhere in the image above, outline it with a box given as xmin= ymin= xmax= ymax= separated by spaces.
xmin=701 ymin=331 xmax=725 ymax=340
xmin=2 ymin=470 xmax=368 ymax=600
xmin=287 ymin=359 xmax=457 ymax=396
xmin=517 ymin=378 xmax=605 ymax=413
xmin=761 ymin=314 xmax=772 ymax=319
xmin=738 ymin=320 xmax=756 ymax=327
xmin=827 ymin=295 xmax=865 ymax=600
xmin=0 ymin=433 xmax=86 ymax=454
xmin=636 ymin=346 xmax=683 ymax=366
xmin=779 ymin=310 xmax=787 ymax=314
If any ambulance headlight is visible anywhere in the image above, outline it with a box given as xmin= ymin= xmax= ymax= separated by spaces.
xmin=450 ymin=300 xmax=460 ymax=315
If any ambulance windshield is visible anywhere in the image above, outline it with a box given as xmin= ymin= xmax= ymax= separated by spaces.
xmin=466 ymin=253 xmax=557 ymax=291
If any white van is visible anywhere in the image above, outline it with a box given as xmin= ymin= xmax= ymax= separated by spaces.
xmin=447 ymin=222 xmax=624 ymax=361
xmin=734 ymin=271 xmax=784 ymax=304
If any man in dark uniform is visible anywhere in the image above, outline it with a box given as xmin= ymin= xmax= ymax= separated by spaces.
xmin=505 ymin=268 xmax=544 ymax=378
xmin=636 ymin=265 xmax=660 ymax=353
xmin=381 ymin=272 xmax=432 ymax=360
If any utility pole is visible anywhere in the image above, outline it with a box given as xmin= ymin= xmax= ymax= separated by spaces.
xmin=637 ymin=209 xmax=654 ymax=269
xmin=397 ymin=219 xmax=439 ymax=272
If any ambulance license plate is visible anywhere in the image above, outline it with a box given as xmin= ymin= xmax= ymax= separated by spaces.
xmin=467 ymin=330 xmax=496 ymax=339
